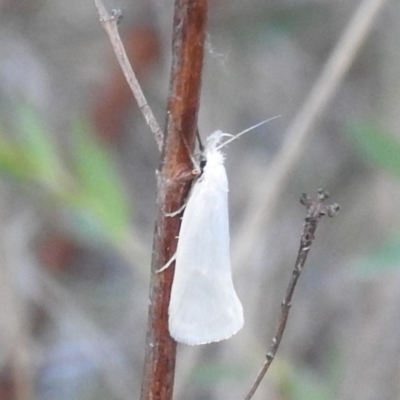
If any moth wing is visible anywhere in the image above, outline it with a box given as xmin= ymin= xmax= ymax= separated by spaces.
xmin=169 ymin=164 xmax=243 ymax=345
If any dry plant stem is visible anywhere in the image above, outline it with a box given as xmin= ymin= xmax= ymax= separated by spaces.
xmin=141 ymin=1 xmax=208 ymax=400
xmin=94 ymin=0 xmax=164 ymax=151
xmin=233 ymin=0 xmax=388 ymax=267
xmin=244 ymin=190 xmax=339 ymax=400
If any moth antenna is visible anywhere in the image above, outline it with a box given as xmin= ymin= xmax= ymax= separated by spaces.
xmin=216 ymin=115 xmax=281 ymax=150
xmin=178 ymin=127 xmax=202 ymax=172
xmin=195 ymin=128 xmax=207 ymax=172
xmin=196 ymin=128 xmax=204 ymax=153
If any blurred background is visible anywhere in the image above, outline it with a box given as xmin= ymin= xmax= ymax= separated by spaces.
xmin=0 ymin=0 xmax=398 ymax=399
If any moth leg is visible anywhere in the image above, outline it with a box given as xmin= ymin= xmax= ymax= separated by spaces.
xmin=156 ymin=252 xmax=176 ymax=273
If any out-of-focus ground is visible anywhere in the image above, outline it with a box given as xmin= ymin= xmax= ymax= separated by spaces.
xmin=0 ymin=1 xmax=399 ymax=399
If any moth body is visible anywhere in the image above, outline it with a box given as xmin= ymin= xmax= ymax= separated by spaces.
xmin=168 ymin=131 xmax=244 ymax=345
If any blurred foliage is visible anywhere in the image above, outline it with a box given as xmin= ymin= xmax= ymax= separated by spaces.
xmin=0 ymin=104 xmax=130 ymax=245
xmin=17 ymin=105 xmax=67 ymax=191
xmin=190 ymin=361 xmax=246 ymax=386
xmin=232 ymin=4 xmax=328 ymax=43
xmin=349 ymin=122 xmax=400 ymax=274
xmin=349 ymin=122 xmax=400 ymax=179
xmin=69 ymin=121 xmax=130 ymax=244
xmin=271 ymin=355 xmax=339 ymax=400
xmin=355 ymin=233 xmax=400 ymax=275
xmin=189 ymin=351 xmax=341 ymax=400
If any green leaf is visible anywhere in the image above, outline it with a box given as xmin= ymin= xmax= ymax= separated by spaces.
xmin=348 ymin=122 xmax=400 ymax=178
xmin=0 ymin=136 xmax=32 ymax=180
xmin=70 ymin=121 xmax=130 ymax=243
xmin=16 ymin=104 xmax=65 ymax=189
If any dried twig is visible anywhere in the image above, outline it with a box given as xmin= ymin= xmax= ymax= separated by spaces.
xmin=140 ymin=1 xmax=208 ymax=400
xmin=244 ymin=189 xmax=339 ymax=400
xmin=93 ymin=0 xmax=164 ymax=151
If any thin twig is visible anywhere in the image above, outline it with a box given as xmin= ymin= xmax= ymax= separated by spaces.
xmin=93 ymin=0 xmax=164 ymax=151
xmin=244 ymin=190 xmax=339 ymax=400
xmin=233 ymin=0 xmax=388 ymax=268
xmin=140 ymin=1 xmax=208 ymax=400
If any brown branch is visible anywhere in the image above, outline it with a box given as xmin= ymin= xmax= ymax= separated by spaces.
xmin=93 ymin=0 xmax=164 ymax=151
xmin=244 ymin=189 xmax=339 ymax=400
xmin=140 ymin=1 xmax=208 ymax=400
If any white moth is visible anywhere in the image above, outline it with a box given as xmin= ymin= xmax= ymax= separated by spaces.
xmin=168 ymin=119 xmax=276 ymax=345
xmin=168 ymin=130 xmax=243 ymax=345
